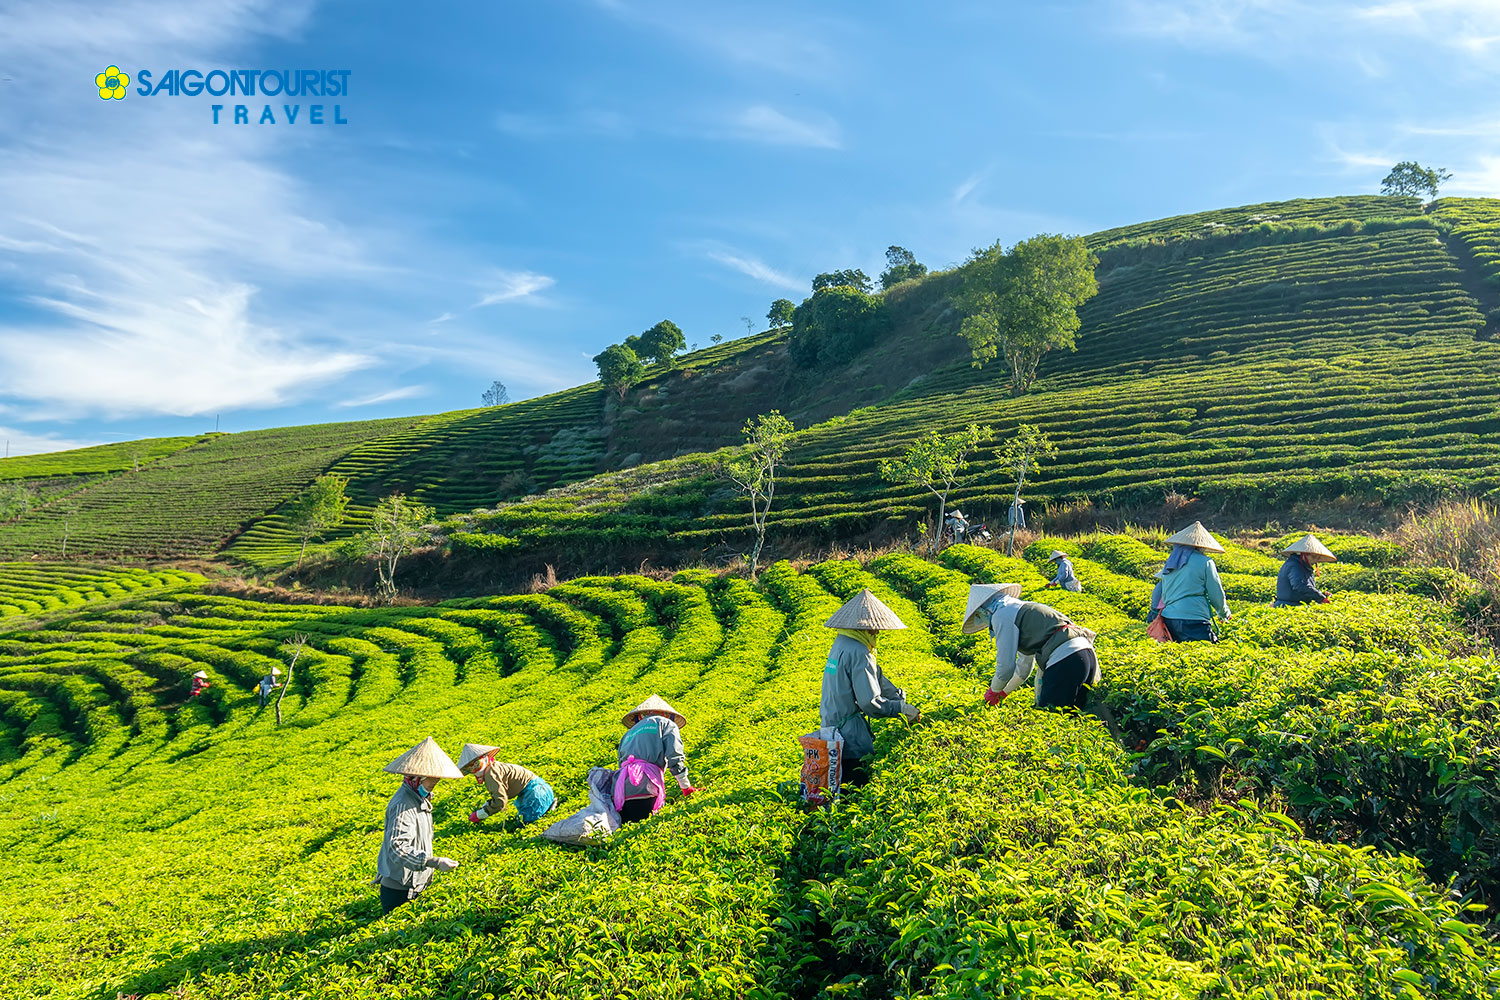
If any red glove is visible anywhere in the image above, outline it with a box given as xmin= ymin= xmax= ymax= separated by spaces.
xmin=1321 ymin=595 xmax=1331 ymax=604
xmin=983 ymin=689 xmax=1004 ymax=706
xmin=468 ymin=811 xmax=483 ymax=824
xmin=680 ymin=787 xmax=698 ymax=797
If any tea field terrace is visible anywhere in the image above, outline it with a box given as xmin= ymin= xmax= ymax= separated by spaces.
xmin=0 ymin=538 xmax=1496 ymax=998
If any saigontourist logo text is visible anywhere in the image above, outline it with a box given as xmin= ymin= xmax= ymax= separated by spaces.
xmin=95 ymin=67 xmax=351 ymax=125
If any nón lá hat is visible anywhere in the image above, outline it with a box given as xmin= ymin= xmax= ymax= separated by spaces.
xmin=961 ymin=583 xmax=1023 ymax=634
xmin=823 ymin=589 xmax=907 ymax=631
xmin=383 ymin=736 xmax=462 ymax=779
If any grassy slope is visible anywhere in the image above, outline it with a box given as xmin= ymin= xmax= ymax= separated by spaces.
xmin=0 ymin=545 xmax=1495 ymax=999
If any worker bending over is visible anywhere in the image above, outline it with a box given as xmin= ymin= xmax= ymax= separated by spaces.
xmin=615 ymin=696 xmax=697 ymax=823
xmin=964 ymin=583 xmax=1100 ymax=710
xmin=457 ymin=744 xmax=556 ymax=825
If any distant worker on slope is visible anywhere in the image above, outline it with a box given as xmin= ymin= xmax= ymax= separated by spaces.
xmin=457 ymin=744 xmax=557 ymax=826
xmin=256 ymin=666 xmax=282 ymax=709
xmin=188 ymin=670 xmax=211 ymax=698
xmin=615 ymin=696 xmax=697 ymax=824
xmin=1044 ymin=550 xmax=1083 ymax=592
xmin=375 ymin=737 xmax=461 ymax=915
xmin=1274 ymin=534 xmax=1335 ymax=607
xmin=1146 ymin=521 xmax=1231 ymax=642
xmin=819 ymin=589 xmax=921 ymax=787
xmin=964 ymin=583 xmax=1100 ymax=710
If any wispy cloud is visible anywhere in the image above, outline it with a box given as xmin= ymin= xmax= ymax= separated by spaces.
xmin=338 ymin=385 xmax=431 ymax=408
xmin=953 ymin=169 xmax=988 ymax=204
xmin=475 ymin=270 xmax=556 ymax=306
xmin=726 ymin=105 xmax=841 ymax=149
xmin=704 ymin=248 xmax=804 ymax=290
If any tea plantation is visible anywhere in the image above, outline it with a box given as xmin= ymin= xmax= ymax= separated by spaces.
xmin=2 ymin=537 xmax=1496 ymax=999
xmin=3 ymin=195 xmax=1500 ymax=569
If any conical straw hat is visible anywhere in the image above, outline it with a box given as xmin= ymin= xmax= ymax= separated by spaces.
xmin=1163 ymin=521 xmax=1225 ymax=554
xmin=962 ymin=583 xmax=1023 ymax=634
xmin=1281 ymin=534 xmax=1337 ymax=563
xmin=823 ymin=589 xmax=907 ymax=631
xmin=1047 ymin=550 xmax=1068 ymax=561
xmin=623 ymin=694 xmax=686 ymax=729
xmin=270 ymin=666 xmax=282 ymax=676
xmin=456 ymin=743 xmax=499 ymax=772
xmin=192 ymin=670 xmax=208 ymax=679
xmin=383 ymin=736 xmax=462 ymax=779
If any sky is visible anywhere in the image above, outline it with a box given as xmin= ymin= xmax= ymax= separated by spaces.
xmin=3 ymin=0 xmax=1500 ymax=456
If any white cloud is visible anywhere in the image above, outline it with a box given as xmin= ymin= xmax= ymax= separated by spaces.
xmin=953 ymin=169 xmax=988 ymax=204
xmin=475 ymin=270 xmax=556 ymax=306
xmin=337 ymin=385 xmax=430 ymax=408
xmin=727 ymin=105 xmax=841 ymax=149
xmin=705 ymin=249 xmax=804 ymax=291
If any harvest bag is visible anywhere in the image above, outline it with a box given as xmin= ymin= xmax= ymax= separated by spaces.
xmin=542 ymin=767 xmax=621 ymax=845
xmin=613 ymin=756 xmax=666 ymax=814
xmin=1147 ymin=603 xmax=1172 ymax=643
xmin=798 ymin=728 xmax=844 ymax=807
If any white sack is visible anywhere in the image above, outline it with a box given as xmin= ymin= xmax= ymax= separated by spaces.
xmin=541 ymin=766 xmax=621 ymax=845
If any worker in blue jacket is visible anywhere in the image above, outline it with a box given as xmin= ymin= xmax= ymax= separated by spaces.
xmin=1275 ymin=534 xmax=1335 ymax=607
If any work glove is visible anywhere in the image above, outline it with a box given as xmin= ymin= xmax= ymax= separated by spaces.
xmin=469 ymin=807 xmax=488 ymax=823
xmin=433 ymin=857 xmax=459 ymax=872
xmin=900 ymin=704 xmax=921 ymax=725
xmin=1321 ymin=595 xmax=1331 ymax=604
xmin=680 ymin=787 xmax=698 ymax=798
xmin=983 ymin=689 xmax=1005 ymax=707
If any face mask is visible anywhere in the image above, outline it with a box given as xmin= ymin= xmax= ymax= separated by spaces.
xmin=416 ymin=783 xmax=431 ymax=799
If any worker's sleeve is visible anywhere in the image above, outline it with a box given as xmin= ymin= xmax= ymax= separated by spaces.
xmin=482 ymin=771 xmax=511 ymax=816
xmin=851 ymin=648 xmax=906 ymax=718
xmin=1205 ymin=560 xmax=1229 ymax=619
xmin=662 ymin=724 xmax=690 ymax=786
xmin=387 ymin=804 xmax=432 ymax=872
xmin=1147 ymin=580 xmax=1162 ymax=623
xmin=989 ymin=620 xmax=1026 ymax=695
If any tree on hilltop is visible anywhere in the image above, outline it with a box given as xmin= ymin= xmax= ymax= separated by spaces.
xmin=481 ymin=380 xmax=510 ymax=407
xmin=719 ymin=410 xmax=794 ymax=580
xmin=594 ymin=343 xmax=645 ymax=400
xmin=1381 ymin=161 xmax=1452 ymax=200
xmin=286 ymin=473 xmax=350 ymax=570
xmin=880 ymin=246 xmax=928 ymax=289
xmin=956 ymin=234 xmax=1098 ymax=395
xmin=637 ymin=320 xmax=687 ymax=368
xmin=767 ymin=298 xmax=795 ymax=330
xmin=813 ymin=269 xmax=873 ymax=294
xmin=880 ymin=423 xmax=993 ymax=553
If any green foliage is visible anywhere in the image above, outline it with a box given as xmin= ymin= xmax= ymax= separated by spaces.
xmin=636 ymin=320 xmax=687 ymax=369
xmin=1382 ymin=161 xmax=1452 ymax=200
xmin=0 ymin=482 xmax=36 ymax=521
xmin=354 ymin=494 xmax=438 ymax=601
xmin=721 ymin=411 xmax=795 ymax=579
xmin=766 ymin=298 xmax=794 ymax=330
xmin=957 ymin=233 xmax=1100 ymax=393
xmin=788 ymin=285 xmax=889 ymax=369
xmin=881 ymin=424 xmax=993 ymax=552
xmin=285 ymin=473 xmax=351 ymax=569
xmin=811 ymin=268 xmax=873 ymax=293
xmin=593 ymin=342 xmax=646 ymax=400
xmin=879 ymin=245 xmax=927 ymax=289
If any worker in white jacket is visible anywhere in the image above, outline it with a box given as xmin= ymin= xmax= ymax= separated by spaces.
xmin=963 ymin=583 xmax=1100 ymax=710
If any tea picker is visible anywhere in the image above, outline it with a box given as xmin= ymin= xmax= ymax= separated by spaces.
xmin=819 ymin=589 xmax=920 ymax=788
xmin=188 ymin=670 xmax=210 ymax=698
xmin=1146 ymin=521 xmax=1231 ymax=642
xmin=614 ymin=695 xmax=697 ymax=824
xmin=374 ymin=736 xmax=461 ymax=915
xmin=256 ymin=666 xmax=282 ymax=708
xmin=1274 ymin=533 xmax=1335 ymax=607
xmin=1044 ymin=550 xmax=1082 ymax=592
xmin=456 ymin=743 xmax=557 ymax=825
xmin=964 ymin=583 xmax=1100 ymax=710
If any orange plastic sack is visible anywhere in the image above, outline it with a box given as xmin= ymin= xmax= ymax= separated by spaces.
xmin=798 ymin=730 xmax=844 ymax=807
xmin=1147 ymin=615 xmax=1172 ymax=643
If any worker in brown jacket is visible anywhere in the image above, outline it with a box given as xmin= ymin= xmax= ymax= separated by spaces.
xmin=457 ymin=744 xmax=557 ymax=826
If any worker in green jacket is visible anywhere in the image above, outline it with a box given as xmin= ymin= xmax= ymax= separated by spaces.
xmin=1147 ymin=521 xmax=1231 ymax=642
xmin=819 ymin=589 xmax=920 ymax=787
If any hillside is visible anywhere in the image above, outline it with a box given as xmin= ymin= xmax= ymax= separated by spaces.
xmin=2 ymin=534 xmax=1495 ymax=998
xmin=3 ymin=194 xmax=1500 ymax=572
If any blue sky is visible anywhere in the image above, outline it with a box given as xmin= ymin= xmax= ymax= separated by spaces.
xmin=2 ymin=0 xmax=1499 ymax=456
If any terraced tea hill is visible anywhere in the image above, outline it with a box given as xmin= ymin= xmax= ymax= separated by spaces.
xmin=0 ymin=562 xmax=202 ymax=629
xmin=0 ymin=435 xmax=205 ymax=481
xmin=0 ymin=418 xmax=416 ymax=560
xmin=2 ymin=538 xmax=1495 ymax=998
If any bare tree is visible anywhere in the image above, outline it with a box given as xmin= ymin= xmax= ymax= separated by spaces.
xmin=481 ymin=380 xmax=510 ymax=407
xmin=275 ymin=634 xmax=308 ymax=726
xmin=720 ymin=411 xmax=795 ymax=580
